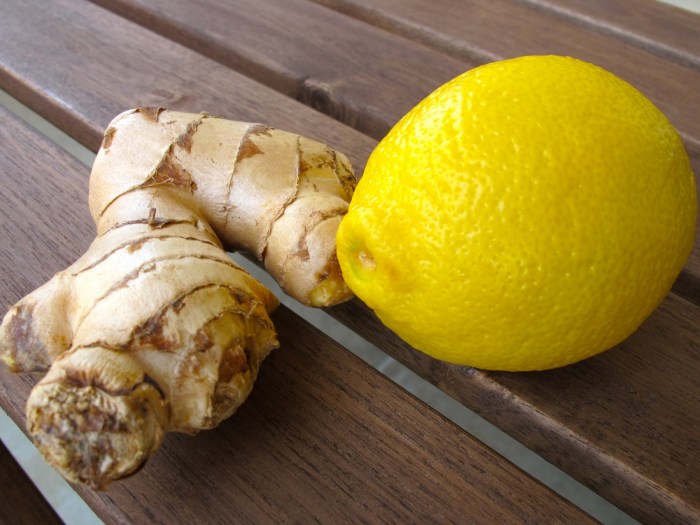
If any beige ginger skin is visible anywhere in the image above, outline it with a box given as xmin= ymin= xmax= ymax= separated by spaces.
xmin=0 ymin=108 xmax=356 ymax=489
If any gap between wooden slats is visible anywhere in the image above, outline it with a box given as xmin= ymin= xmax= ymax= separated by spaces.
xmin=516 ymin=0 xmax=700 ymax=71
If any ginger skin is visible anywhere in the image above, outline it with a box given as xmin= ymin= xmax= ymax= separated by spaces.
xmin=0 ymin=108 xmax=356 ymax=489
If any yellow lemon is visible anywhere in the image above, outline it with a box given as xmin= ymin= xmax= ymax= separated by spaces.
xmin=336 ymin=55 xmax=697 ymax=371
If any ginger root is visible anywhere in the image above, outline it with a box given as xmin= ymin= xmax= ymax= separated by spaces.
xmin=0 ymin=108 xmax=356 ymax=489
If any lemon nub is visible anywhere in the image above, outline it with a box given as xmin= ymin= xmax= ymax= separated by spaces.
xmin=357 ymin=249 xmax=376 ymax=270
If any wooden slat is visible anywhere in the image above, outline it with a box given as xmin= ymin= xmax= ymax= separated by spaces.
xmin=311 ymin=0 xmax=700 ymax=152
xmin=0 ymin=107 xmax=596 ymax=525
xmin=520 ymin=0 xmax=700 ymax=70
xmin=0 ymin=1 xmax=374 ymax=166
xmin=330 ymin=292 xmax=700 ymax=524
xmin=0 ymin=442 xmax=63 ymax=525
xmin=88 ymin=0 xmax=469 ymax=140
xmin=0 ymin=1 xmax=698 ymax=522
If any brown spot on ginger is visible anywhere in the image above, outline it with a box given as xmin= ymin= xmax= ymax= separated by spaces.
xmin=175 ymin=119 xmax=203 ymax=153
xmin=236 ymin=124 xmax=273 ymax=161
xmin=132 ymin=313 xmax=175 ymax=351
xmin=127 ymin=237 xmax=149 ymax=253
xmin=194 ymin=330 xmax=213 ymax=353
xmin=5 ymin=303 xmax=51 ymax=372
xmin=143 ymin=152 xmax=196 ymax=192
xmin=101 ymin=127 xmax=117 ymax=151
xmin=136 ymin=107 xmax=165 ymax=122
xmin=237 ymin=137 xmax=264 ymax=161
xmin=218 ymin=345 xmax=248 ymax=382
xmin=249 ymin=123 xmax=272 ymax=137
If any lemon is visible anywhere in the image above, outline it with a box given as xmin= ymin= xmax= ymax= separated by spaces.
xmin=336 ymin=55 xmax=697 ymax=371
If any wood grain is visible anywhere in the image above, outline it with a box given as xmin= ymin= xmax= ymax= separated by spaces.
xmin=311 ymin=0 xmax=700 ymax=151
xmin=0 ymin=0 xmax=374 ymax=168
xmin=520 ymin=0 xmax=700 ymax=70
xmin=0 ymin=442 xmax=63 ymax=525
xmin=328 ymin=292 xmax=700 ymax=524
xmin=0 ymin=1 xmax=699 ymax=522
xmin=87 ymin=0 xmax=469 ymax=140
xmin=0 ymin=107 xmax=596 ymax=524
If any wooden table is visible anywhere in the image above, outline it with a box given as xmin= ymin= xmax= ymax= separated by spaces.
xmin=0 ymin=1 xmax=698 ymax=523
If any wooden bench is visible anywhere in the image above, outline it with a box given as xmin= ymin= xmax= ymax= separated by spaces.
xmin=0 ymin=0 xmax=698 ymax=523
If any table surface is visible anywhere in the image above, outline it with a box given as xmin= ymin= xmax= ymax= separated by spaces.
xmin=0 ymin=1 xmax=698 ymax=524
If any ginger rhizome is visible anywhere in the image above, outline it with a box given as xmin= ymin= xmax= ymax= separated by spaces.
xmin=0 ymin=108 xmax=356 ymax=489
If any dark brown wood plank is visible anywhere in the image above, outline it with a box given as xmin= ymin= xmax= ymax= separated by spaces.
xmin=329 ymin=290 xmax=700 ymax=524
xmin=0 ymin=442 xmax=63 ymax=525
xmin=0 ymin=107 xmax=596 ymax=525
xmin=88 ymin=0 xmax=469 ymax=140
xmin=520 ymin=0 xmax=700 ymax=69
xmin=0 ymin=1 xmax=698 ymax=522
xmin=311 ymin=0 xmax=700 ymax=152
xmin=0 ymin=0 xmax=374 ymax=168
